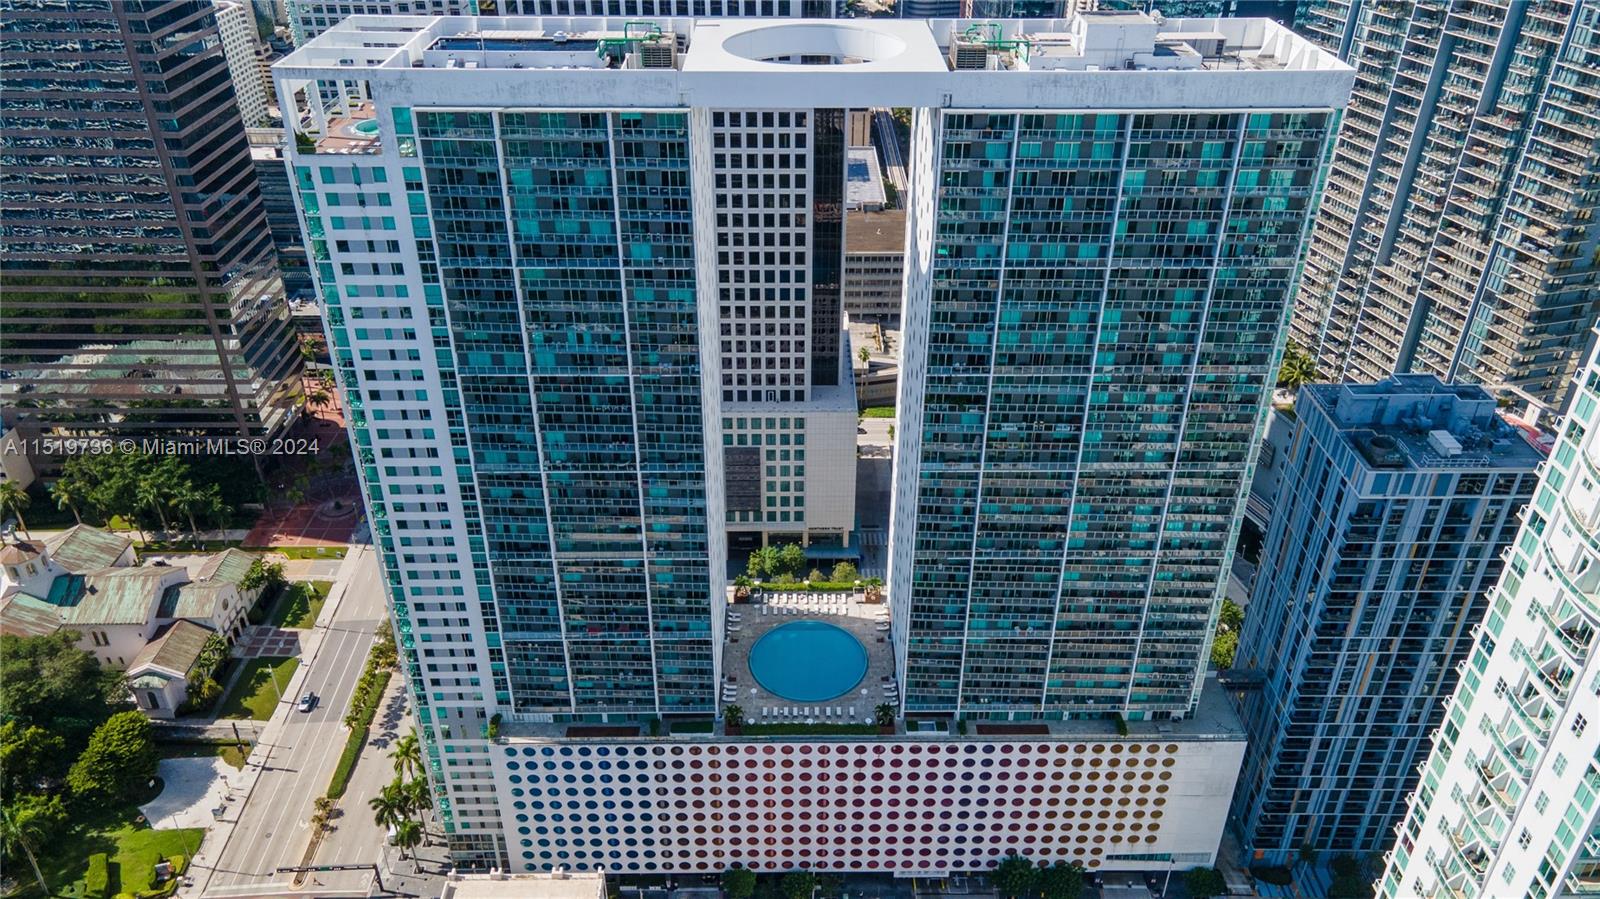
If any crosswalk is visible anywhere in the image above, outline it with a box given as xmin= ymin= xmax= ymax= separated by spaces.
xmin=858 ymin=527 xmax=887 ymax=546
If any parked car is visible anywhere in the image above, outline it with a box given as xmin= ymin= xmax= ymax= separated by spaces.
xmin=297 ymin=691 xmax=318 ymax=712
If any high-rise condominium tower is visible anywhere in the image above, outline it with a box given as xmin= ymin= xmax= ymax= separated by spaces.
xmin=1289 ymin=0 xmax=1600 ymax=413
xmin=888 ymin=25 xmax=1345 ymax=722
xmin=1379 ymin=336 xmax=1600 ymax=899
xmin=214 ymin=0 xmax=272 ymax=127
xmin=279 ymin=12 xmax=1351 ymax=872
xmin=0 ymin=0 xmax=302 ymax=444
xmin=1231 ymin=377 xmax=1539 ymax=861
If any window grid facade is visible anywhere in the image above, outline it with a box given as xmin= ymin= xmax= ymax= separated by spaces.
xmin=1232 ymin=378 xmax=1538 ymax=860
xmin=1291 ymin=0 xmax=1600 ymax=412
xmin=1380 ymin=342 xmax=1600 ymax=899
xmin=893 ymin=109 xmax=1336 ymax=720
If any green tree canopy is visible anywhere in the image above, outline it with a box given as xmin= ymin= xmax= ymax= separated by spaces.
xmin=1277 ymin=339 xmax=1319 ymax=391
xmin=67 ymin=711 xmax=158 ymax=803
xmin=0 ymin=721 xmax=67 ymax=796
xmin=1183 ymin=867 xmax=1227 ymax=899
xmin=0 ymin=631 xmax=115 ymax=747
xmin=1038 ymin=862 xmax=1085 ymax=899
xmin=2 ymin=793 xmax=69 ymax=860
xmin=993 ymin=854 xmax=1039 ymax=898
xmin=778 ymin=871 xmax=816 ymax=899
xmin=722 ymin=868 xmax=757 ymax=899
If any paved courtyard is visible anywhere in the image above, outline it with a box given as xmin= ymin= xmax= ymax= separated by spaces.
xmin=724 ymin=592 xmax=898 ymax=725
xmin=141 ymin=757 xmax=240 ymax=831
xmin=235 ymin=626 xmax=303 ymax=658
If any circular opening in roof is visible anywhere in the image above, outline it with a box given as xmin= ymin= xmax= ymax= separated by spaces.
xmin=721 ymin=23 xmax=907 ymax=66
xmin=748 ymin=619 xmax=868 ymax=702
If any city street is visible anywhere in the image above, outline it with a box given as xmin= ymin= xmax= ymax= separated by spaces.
xmin=197 ymin=546 xmax=388 ymax=897
xmin=872 ymin=108 xmax=908 ymax=196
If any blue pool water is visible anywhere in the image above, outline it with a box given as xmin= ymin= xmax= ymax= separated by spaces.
xmin=353 ymin=119 xmax=380 ymax=135
xmin=749 ymin=620 xmax=868 ymax=702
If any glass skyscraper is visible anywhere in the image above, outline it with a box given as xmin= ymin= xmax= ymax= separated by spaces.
xmin=278 ymin=11 xmax=1351 ymax=870
xmin=0 ymin=0 xmax=302 ymax=443
xmin=890 ymin=104 xmax=1341 ymax=719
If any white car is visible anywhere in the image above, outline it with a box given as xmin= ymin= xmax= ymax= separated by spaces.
xmin=297 ymin=691 xmax=318 ymax=713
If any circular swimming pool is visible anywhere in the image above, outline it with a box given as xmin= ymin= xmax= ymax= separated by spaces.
xmin=749 ymin=620 xmax=867 ymax=702
xmin=353 ymin=119 xmax=380 ymax=135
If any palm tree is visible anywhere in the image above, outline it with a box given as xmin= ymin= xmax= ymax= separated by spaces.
xmin=391 ymin=731 xmax=423 ymax=780
xmin=368 ymin=780 xmax=407 ymax=830
xmin=403 ymin=776 xmax=432 ymax=834
xmin=134 ymin=477 xmax=170 ymax=536
xmin=47 ymin=479 xmax=82 ymax=526
xmin=171 ymin=481 xmax=209 ymax=538
xmin=392 ymin=819 xmax=423 ymax=861
xmin=857 ymin=346 xmax=872 ymax=366
xmin=874 ymin=702 xmax=896 ymax=728
xmin=1277 ymin=340 xmax=1319 ymax=392
xmin=0 ymin=481 xmax=30 ymax=537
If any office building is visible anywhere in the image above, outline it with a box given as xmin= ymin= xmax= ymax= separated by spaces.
xmin=1231 ymin=377 xmax=1540 ymax=861
xmin=1379 ymin=337 xmax=1600 ymax=899
xmin=1290 ymin=0 xmax=1600 ymax=413
xmin=215 ymin=0 xmax=272 ymax=127
xmin=247 ymin=129 xmax=315 ymax=300
xmin=278 ymin=11 xmax=1350 ymax=872
xmin=844 ymin=208 xmax=907 ymax=322
xmin=0 ymin=0 xmax=302 ymax=445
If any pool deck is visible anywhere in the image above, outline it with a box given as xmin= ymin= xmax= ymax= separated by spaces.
xmin=723 ymin=592 xmax=897 ymax=726
xmin=312 ymin=103 xmax=380 ymax=155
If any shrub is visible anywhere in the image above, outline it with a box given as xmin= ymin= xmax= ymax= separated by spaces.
xmin=326 ymin=726 xmax=367 ymax=799
xmin=178 ymin=676 xmax=222 ymax=716
xmin=1183 ymin=867 xmax=1227 ymax=899
xmin=85 ymin=853 xmax=110 ymax=898
xmin=69 ymin=711 xmax=158 ymax=802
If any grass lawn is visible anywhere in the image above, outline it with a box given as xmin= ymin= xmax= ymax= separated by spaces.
xmin=257 ymin=545 xmax=348 ymax=560
xmin=268 ymin=580 xmax=331 ymax=629
xmin=215 ymin=657 xmax=299 ymax=721
xmin=157 ymin=740 xmax=250 ymax=771
xmin=13 ymin=785 xmax=201 ymax=899
xmin=860 ymin=406 xmax=896 ymax=418
xmin=108 ymin=823 xmax=204 ymax=892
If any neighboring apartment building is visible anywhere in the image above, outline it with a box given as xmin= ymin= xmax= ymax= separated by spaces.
xmin=1289 ymin=0 xmax=1600 ymax=414
xmin=1380 ymin=337 xmax=1600 ymax=899
xmin=0 ymin=0 xmax=303 ymax=446
xmin=248 ymin=128 xmax=315 ymax=300
xmin=1231 ymin=377 xmax=1540 ymax=861
xmin=215 ymin=0 xmax=272 ymax=127
xmin=277 ymin=11 xmax=1351 ymax=872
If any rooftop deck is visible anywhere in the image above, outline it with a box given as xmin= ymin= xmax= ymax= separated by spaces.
xmin=273 ymin=13 xmax=1353 ymax=115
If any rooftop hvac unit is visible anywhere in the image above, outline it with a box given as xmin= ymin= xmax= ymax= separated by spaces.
xmin=637 ymin=40 xmax=675 ymax=68
xmin=949 ymin=40 xmax=989 ymax=70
